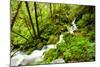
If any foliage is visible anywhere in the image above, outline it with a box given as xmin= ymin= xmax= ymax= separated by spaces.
xmin=11 ymin=0 xmax=95 ymax=64
xmin=43 ymin=49 xmax=58 ymax=64
xmin=44 ymin=33 xmax=95 ymax=63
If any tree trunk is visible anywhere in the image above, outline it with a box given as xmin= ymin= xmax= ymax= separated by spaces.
xmin=50 ymin=3 xmax=52 ymax=18
xmin=34 ymin=2 xmax=40 ymax=38
xmin=25 ymin=2 xmax=37 ymax=38
xmin=59 ymin=4 xmax=61 ymax=23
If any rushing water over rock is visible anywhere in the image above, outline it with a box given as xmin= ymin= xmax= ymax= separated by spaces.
xmin=56 ymin=34 xmax=65 ymax=44
xmin=11 ymin=34 xmax=65 ymax=66
xmin=51 ymin=58 xmax=65 ymax=64
xmin=11 ymin=51 xmax=28 ymax=66
xmin=42 ymin=44 xmax=56 ymax=50
xmin=70 ymin=17 xmax=77 ymax=34
xmin=19 ymin=50 xmax=45 ymax=65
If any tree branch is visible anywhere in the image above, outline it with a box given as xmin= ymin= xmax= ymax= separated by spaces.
xmin=11 ymin=2 xmax=22 ymax=30
xmin=12 ymin=30 xmax=28 ymax=41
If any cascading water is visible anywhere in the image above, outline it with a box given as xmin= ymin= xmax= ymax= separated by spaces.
xmin=19 ymin=50 xmax=45 ymax=65
xmin=56 ymin=34 xmax=65 ymax=44
xmin=11 ymin=34 xmax=65 ymax=66
xmin=11 ymin=51 xmax=28 ymax=66
xmin=69 ymin=17 xmax=77 ymax=34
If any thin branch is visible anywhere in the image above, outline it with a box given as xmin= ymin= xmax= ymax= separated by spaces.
xmin=11 ymin=47 xmax=21 ymax=57
xmin=24 ymin=17 xmax=34 ymax=40
xmin=12 ymin=30 xmax=28 ymax=41
xmin=59 ymin=4 xmax=61 ymax=23
xmin=11 ymin=2 xmax=22 ymax=30
xmin=39 ymin=6 xmax=42 ymax=25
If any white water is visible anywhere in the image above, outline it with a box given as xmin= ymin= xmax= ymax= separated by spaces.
xmin=56 ymin=34 xmax=65 ymax=44
xmin=70 ymin=17 xmax=77 ymax=34
xmin=51 ymin=58 xmax=65 ymax=64
xmin=11 ymin=34 xmax=65 ymax=66
xmin=42 ymin=44 xmax=56 ymax=50
xmin=19 ymin=50 xmax=45 ymax=65
xmin=11 ymin=51 xmax=28 ymax=66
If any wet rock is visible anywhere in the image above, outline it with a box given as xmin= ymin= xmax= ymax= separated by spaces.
xmin=51 ymin=58 xmax=65 ymax=64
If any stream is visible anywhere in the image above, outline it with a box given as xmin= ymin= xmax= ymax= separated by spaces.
xmin=11 ymin=18 xmax=77 ymax=66
xmin=11 ymin=34 xmax=65 ymax=66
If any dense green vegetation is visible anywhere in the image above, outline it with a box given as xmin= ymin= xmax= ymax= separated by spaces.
xmin=11 ymin=0 xmax=95 ymax=64
xmin=43 ymin=34 xmax=95 ymax=63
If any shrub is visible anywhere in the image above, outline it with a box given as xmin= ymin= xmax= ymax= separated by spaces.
xmin=43 ymin=33 xmax=95 ymax=63
xmin=43 ymin=49 xmax=58 ymax=64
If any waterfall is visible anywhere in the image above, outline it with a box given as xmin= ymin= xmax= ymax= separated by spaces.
xmin=56 ymin=34 xmax=65 ymax=45
xmin=69 ymin=17 xmax=77 ymax=34
xmin=19 ymin=50 xmax=45 ymax=65
xmin=11 ymin=34 xmax=65 ymax=66
xmin=11 ymin=51 xmax=28 ymax=66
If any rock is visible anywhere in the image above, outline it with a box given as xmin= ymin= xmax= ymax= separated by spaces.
xmin=51 ymin=58 xmax=65 ymax=64
xmin=42 ymin=44 xmax=56 ymax=51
